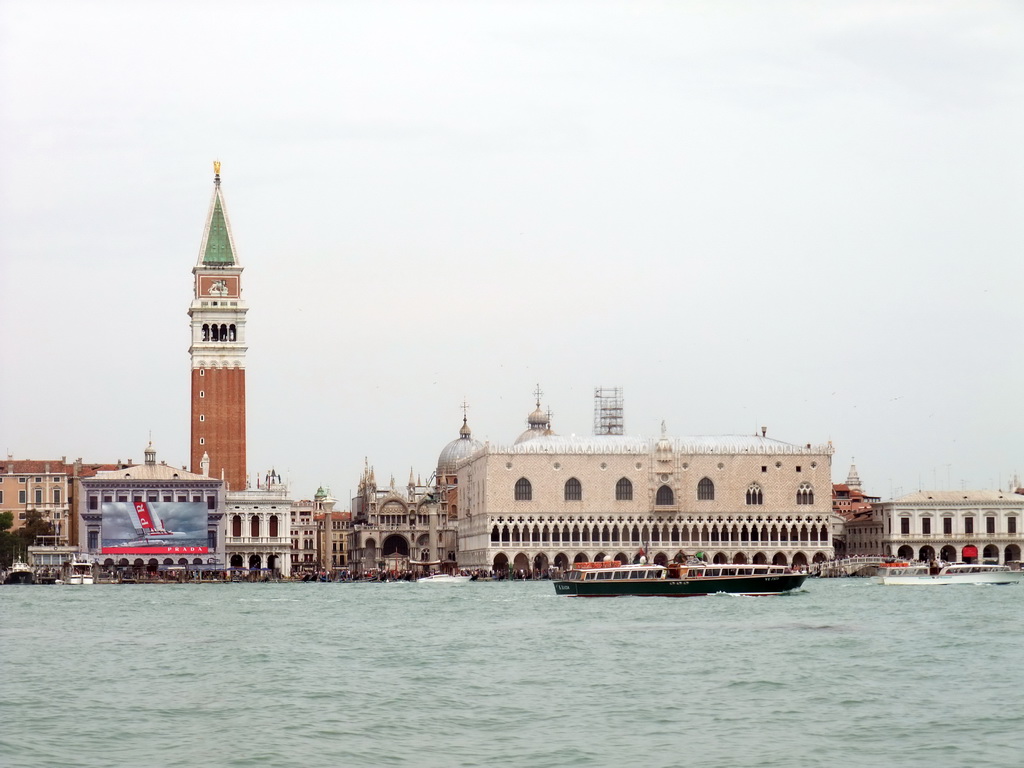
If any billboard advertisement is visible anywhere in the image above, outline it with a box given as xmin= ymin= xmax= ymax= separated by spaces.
xmin=101 ymin=501 xmax=209 ymax=554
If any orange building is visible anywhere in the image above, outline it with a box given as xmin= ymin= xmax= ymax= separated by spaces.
xmin=832 ymin=462 xmax=879 ymax=519
xmin=1 ymin=457 xmax=119 ymax=546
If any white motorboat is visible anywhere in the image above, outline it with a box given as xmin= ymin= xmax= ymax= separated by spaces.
xmin=416 ymin=573 xmax=472 ymax=584
xmin=877 ymin=562 xmax=1023 ymax=586
xmin=67 ymin=559 xmax=94 ymax=585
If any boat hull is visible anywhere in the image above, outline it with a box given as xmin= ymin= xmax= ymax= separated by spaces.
xmin=554 ymin=573 xmax=807 ymax=597
xmin=878 ymin=572 xmax=1023 ymax=586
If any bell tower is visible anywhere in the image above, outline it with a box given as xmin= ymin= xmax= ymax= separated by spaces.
xmin=188 ymin=161 xmax=247 ymax=490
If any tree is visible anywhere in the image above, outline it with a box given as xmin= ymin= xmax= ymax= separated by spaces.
xmin=0 ymin=511 xmax=16 ymax=568
xmin=15 ymin=509 xmax=54 ymax=544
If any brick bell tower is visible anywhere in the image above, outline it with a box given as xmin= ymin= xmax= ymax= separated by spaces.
xmin=189 ymin=161 xmax=247 ymax=490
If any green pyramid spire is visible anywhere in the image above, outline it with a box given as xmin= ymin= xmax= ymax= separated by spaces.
xmin=202 ymin=191 xmax=235 ymax=265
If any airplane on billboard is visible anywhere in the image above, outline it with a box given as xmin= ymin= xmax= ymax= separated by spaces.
xmin=107 ymin=501 xmax=195 ymax=547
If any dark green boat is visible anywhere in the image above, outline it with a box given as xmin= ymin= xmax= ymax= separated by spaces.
xmin=553 ymin=561 xmax=807 ymax=597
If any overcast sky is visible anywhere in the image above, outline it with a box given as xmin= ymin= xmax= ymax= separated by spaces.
xmin=1 ymin=1 xmax=1022 ymax=502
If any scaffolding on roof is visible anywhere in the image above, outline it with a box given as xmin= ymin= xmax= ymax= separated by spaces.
xmin=593 ymin=386 xmax=624 ymax=436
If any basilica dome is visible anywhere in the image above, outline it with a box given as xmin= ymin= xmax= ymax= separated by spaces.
xmin=437 ymin=417 xmax=483 ymax=475
xmin=514 ymin=398 xmax=556 ymax=445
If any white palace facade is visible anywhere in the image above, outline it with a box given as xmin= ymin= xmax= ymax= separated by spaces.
xmin=456 ymin=402 xmax=837 ymax=575
xmin=876 ymin=490 xmax=1023 ymax=564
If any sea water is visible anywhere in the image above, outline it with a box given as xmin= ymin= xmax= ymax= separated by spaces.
xmin=1 ymin=579 xmax=1022 ymax=768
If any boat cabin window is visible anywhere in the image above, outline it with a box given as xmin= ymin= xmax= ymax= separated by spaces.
xmin=613 ymin=571 xmax=629 ymax=580
xmin=596 ymin=571 xmax=613 ymax=580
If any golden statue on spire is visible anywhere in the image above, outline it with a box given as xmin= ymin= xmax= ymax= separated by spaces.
xmin=213 ymin=160 xmax=221 ymax=176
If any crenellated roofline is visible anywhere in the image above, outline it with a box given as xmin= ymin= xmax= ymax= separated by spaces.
xmin=478 ymin=434 xmax=834 ymax=456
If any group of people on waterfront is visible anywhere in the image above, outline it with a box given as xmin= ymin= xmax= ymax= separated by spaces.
xmin=294 ymin=565 xmax=548 ymax=581
xmin=1 ymin=564 xmax=567 ymax=584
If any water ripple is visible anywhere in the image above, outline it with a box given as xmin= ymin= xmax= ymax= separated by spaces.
xmin=2 ymin=580 xmax=1022 ymax=768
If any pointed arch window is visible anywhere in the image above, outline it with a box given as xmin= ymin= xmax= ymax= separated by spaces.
xmin=697 ymin=477 xmax=715 ymax=501
xmin=745 ymin=484 xmax=763 ymax=505
xmin=514 ymin=477 xmax=532 ymax=501
xmin=656 ymin=485 xmax=674 ymax=506
xmin=564 ymin=478 xmax=582 ymax=501
xmin=615 ymin=477 xmax=633 ymax=501
xmin=796 ymin=482 xmax=814 ymax=505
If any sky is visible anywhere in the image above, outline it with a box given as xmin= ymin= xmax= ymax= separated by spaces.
xmin=1 ymin=0 xmax=1022 ymax=503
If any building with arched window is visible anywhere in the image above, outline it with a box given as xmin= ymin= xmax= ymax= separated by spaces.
xmin=77 ymin=444 xmax=226 ymax=579
xmin=348 ymin=462 xmax=457 ymax=576
xmin=873 ymin=490 xmax=1024 ymax=565
xmin=455 ymin=396 xmax=837 ymax=575
xmin=224 ymin=468 xmax=293 ymax=578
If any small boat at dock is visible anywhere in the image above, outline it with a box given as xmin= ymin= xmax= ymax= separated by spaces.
xmin=67 ymin=558 xmax=95 ymax=585
xmin=3 ymin=559 xmax=35 ymax=585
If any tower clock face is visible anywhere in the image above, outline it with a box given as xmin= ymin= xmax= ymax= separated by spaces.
xmin=198 ymin=274 xmax=239 ymax=298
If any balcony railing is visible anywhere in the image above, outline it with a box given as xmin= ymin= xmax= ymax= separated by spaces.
xmin=225 ymin=536 xmax=291 ymax=545
xmin=24 ymin=503 xmax=69 ymax=514
xmin=890 ymin=533 xmax=1014 ymax=541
